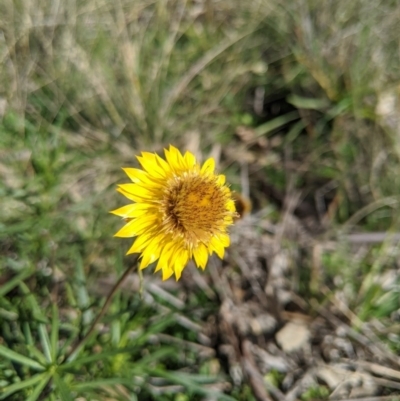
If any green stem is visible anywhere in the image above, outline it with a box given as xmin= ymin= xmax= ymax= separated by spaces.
xmin=64 ymin=262 xmax=137 ymax=362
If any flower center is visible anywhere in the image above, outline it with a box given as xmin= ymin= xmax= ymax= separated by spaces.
xmin=160 ymin=173 xmax=229 ymax=246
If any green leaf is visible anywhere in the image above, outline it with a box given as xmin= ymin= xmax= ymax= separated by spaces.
xmin=26 ymin=374 xmax=51 ymax=401
xmin=74 ymin=251 xmax=93 ymax=326
xmin=111 ymin=319 xmax=121 ymax=347
xmin=53 ymin=373 xmax=74 ymax=401
xmin=151 ymin=369 xmax=236 ymax=401
xmin=287 ymin=94 xmax=330 ymax=110
xmin=0 ymin=345 xmax=44 ymax=371
xmin=38 ymin=324 xmax=52 ymax=363
xmin=57 ymin=326 xmax=79 ymax=357
xmin=0 ymin=307 xmax=18 ymax=320
xmin=254 ymin=111 xmax=299 ymax=137
xmin=18 ymin=282 xmax=48 ymax=323
xmin=0 ymin=268 xmax=34 ymax=297
xmin=0 ymin=373 xmax=48 ymax=400
xmin=23 ymin=322 xmax=48 ymax=365
xmin=284 ymin=120 xmax=306 ymax=144
xmin=130 ymin=347 xmax=176 ymax=372
xmin=72 ymin=377 xmax=137 ymax=392
xmin=60 ymin=345 xmax=145 ymax=370
xmin=25 ymin=345 xmax=48 ymax=366
xmin=50 ymin=303 xmax=59 ymax=362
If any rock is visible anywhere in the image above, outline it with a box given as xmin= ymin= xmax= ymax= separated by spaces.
xmin=276 ymin=321 xmax=311 ymax=353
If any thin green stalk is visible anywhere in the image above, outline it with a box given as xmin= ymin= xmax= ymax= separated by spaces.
xmin=64 ymin=262 xmax=137 ymax=362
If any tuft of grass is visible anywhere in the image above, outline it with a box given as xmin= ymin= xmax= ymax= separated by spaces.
xmin=0 ymin=250 xmax=234 ymax=401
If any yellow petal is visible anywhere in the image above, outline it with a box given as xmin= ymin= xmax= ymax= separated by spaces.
xmin=183 ymin=151 xmax=197 ymax=169
xmin=129 ymin=216 xmax=159 ymax=235
xmin=165 ymin=145 xmax=185 ymax=171
xmin=208 ymin=236 xmax=225 ymax=259
xmin=224 ymin=216 xmax=234 ymax=225
xmin=155 ymin=153 xmax=172 ymax=175
xmin=218 ymin=233 xmax=230 ymax=247
xmin=122 ymin=168 xmax=162 ymax=187
xmin=162 ymin=266 xmax=174 ymax=281
xmin=113 ymin=219 xmax=139 ymax=238
xmin=193 ymin=243 xmax=208 ymax=270
xmin=126 ymin=232 xmax=154 ymax=254
xmin=201 ymin=157 xmax=215 ymax=175
xmin=173 ymin=248 xmax=189 ymax=280
xmin=114 ymin=215 xmax=157 ymax=238
xmin=226 ymin=199 xmax=236 ymax=212
xmin=216 ymin=174 xmax=226 ymax=186
xmin=117 ymin=187 xmax=150 ymax=203
xmin=154 ymin=241 xmax=175 ymax=272
xmin=137 ymin=153 xmax=166 ymax=179
xmin=118 ymin=183 xmax=157 ymax=198
xmin=139 ymin=241 xmax=162 ymax=270
xmin=110 ymin=203 xmax=154 ymax=218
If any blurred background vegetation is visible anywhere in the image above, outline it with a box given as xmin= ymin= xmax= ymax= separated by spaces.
xmin=1 ymin=0 xmax=400 ymax=400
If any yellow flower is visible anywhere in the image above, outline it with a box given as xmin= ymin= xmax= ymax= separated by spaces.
xmin=111 ymin=145 xmax=237 ymax=280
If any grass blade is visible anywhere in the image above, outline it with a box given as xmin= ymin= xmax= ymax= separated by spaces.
xmin=23 ymin=322 xmax=48 ymax=365
xmin=38 ymin=324 xmax=52 ymax=363
xmin=53 ymin=373 xmax=74 ymax=401
xmin=0 ymin=345 xmax=44 ymax=371
xmin=50 ymin=302 xmax=59 ymax=362
xmin=0 ymin=268 xmax=34 ymax=297
xmin=72 ymin=377 xmax=137 ymax=392
xmin=26 ymin=374 xmax=51 ymax=401
xmin=150 ymin=369 xmax=236 ymax=401
xmin=18 ymin=282 xmax=48 ymax=323
xmin=287 ymin=94 xmax=330 ymax=110
xmin=0 ymin=373 xmax=48 ymax=400
xmin=254 ymin=111 xmax=300 ymax=137
xmin=74 ymin=251 xmax=93 ymax=326
xmin=59 ymin=345 xmax=146 ymax=370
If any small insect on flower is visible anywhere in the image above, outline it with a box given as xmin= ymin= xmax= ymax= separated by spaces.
xmin=111 ymin=145 xmax=237 ymax=281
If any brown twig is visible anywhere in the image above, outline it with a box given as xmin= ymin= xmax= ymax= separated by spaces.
xmin=241 ymin=340 xmax=276 ymax=401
